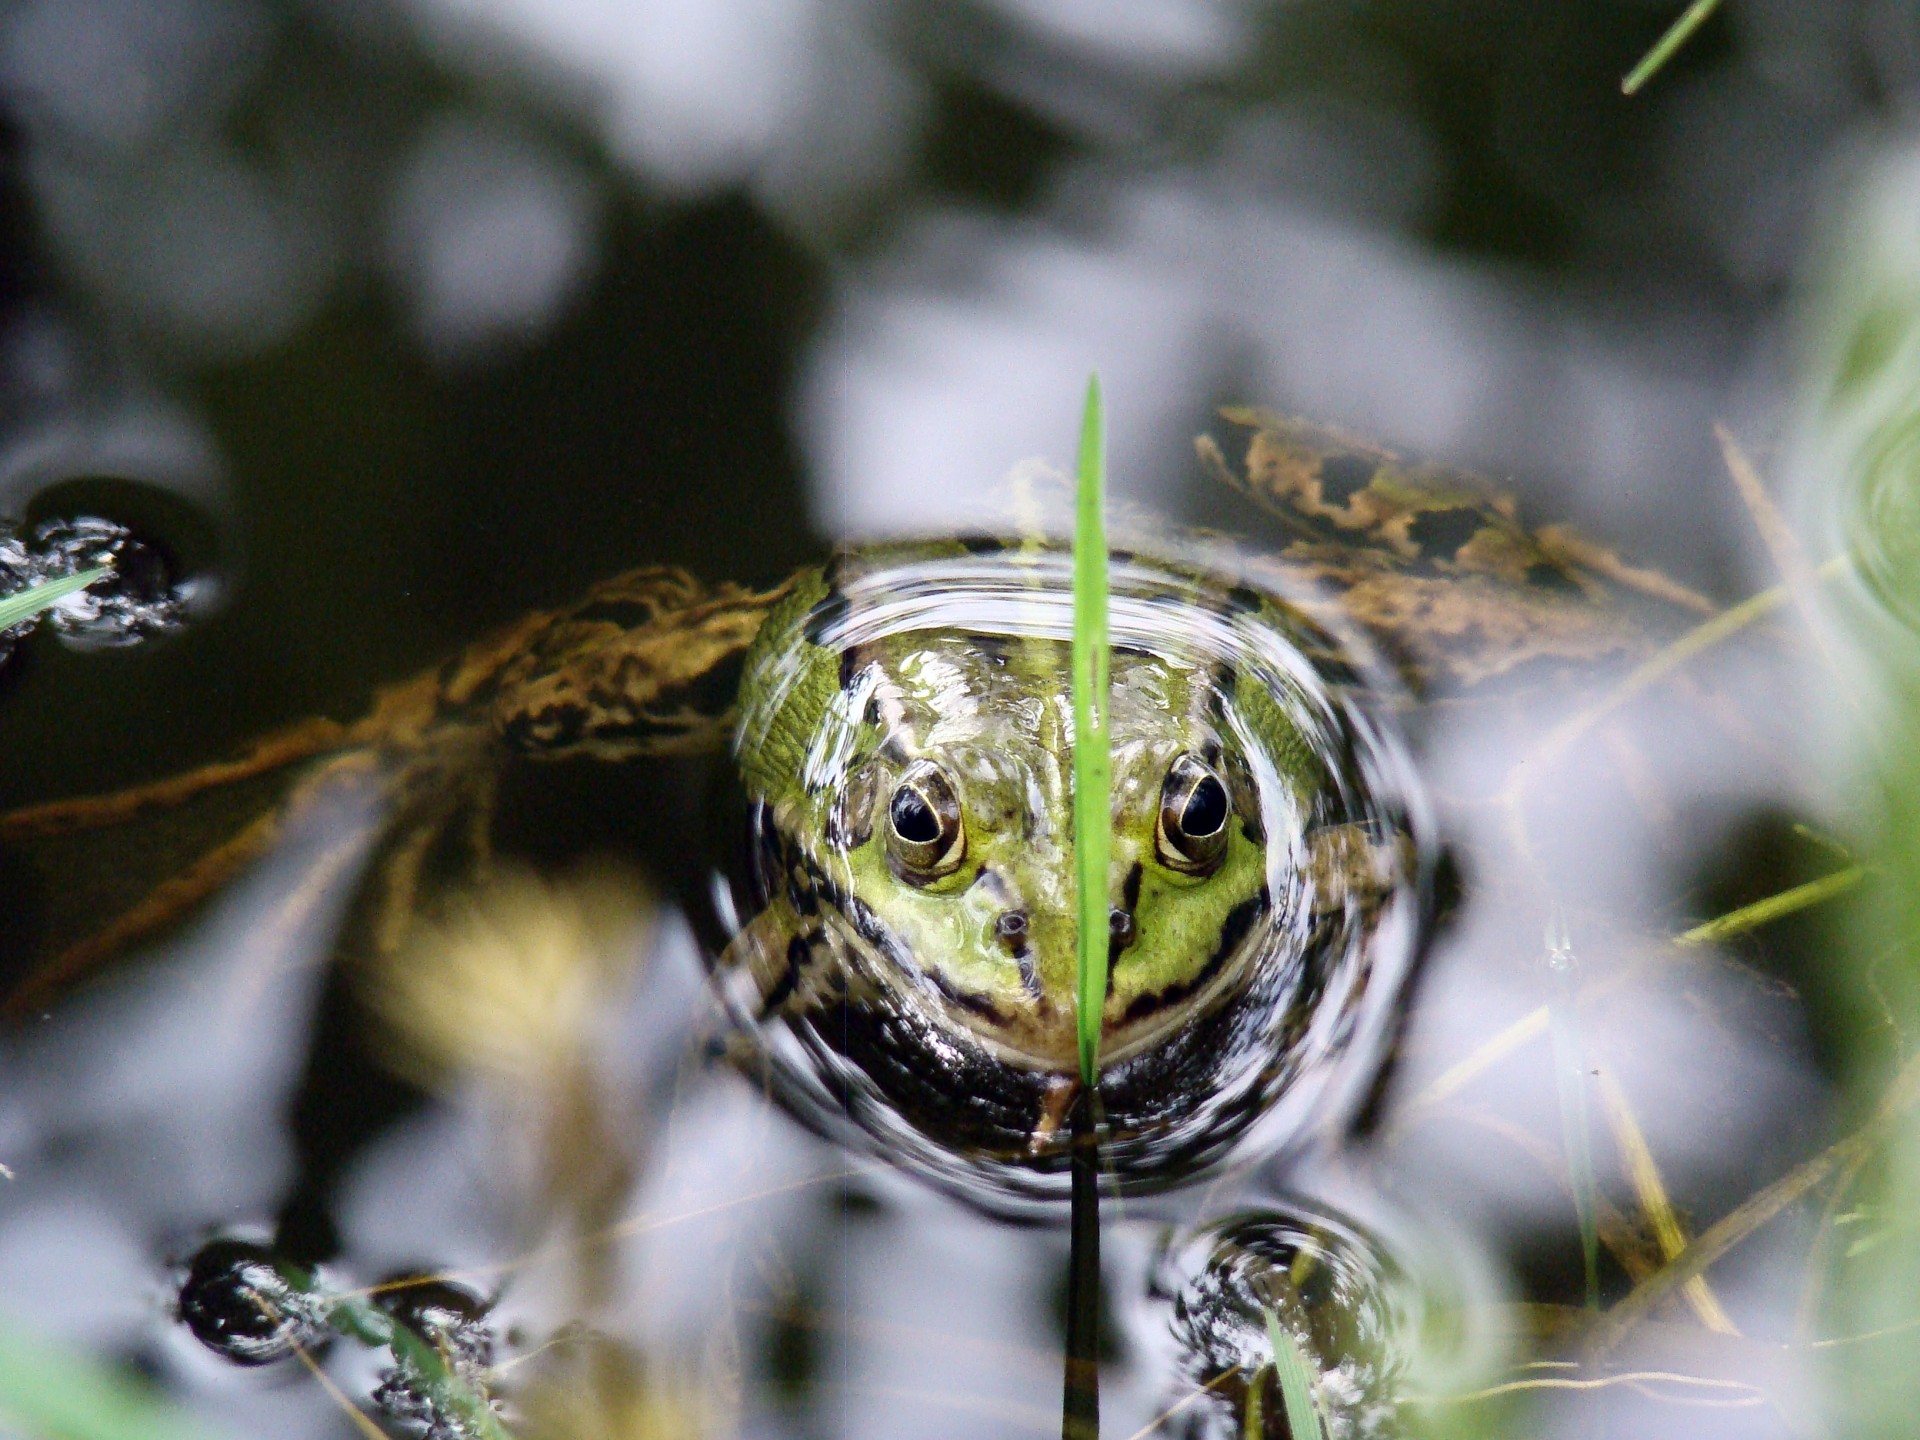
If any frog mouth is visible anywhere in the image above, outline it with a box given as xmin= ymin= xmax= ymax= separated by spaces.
xmin=816 ymin=888 xmax=1272 ymax=1075
xmin=738 ymin=806 xmax=1272 ymax=1073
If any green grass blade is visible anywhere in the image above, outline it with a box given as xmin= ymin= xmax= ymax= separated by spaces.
xmin=1621 ymin=0 xmax=1722 ymax=95
xmin=0 ymin=567 xmax=109 ymax=631
xmin=1675 ymin=865 xmax=1867 ymax=946
xmin=1263 ymin=1307 xmax=1325 ymax=1440
xmin=1071 ymin=374 xmax=1111 ymax=1087
xmin=1545 ymin=908 xmax=1600 ymax=1310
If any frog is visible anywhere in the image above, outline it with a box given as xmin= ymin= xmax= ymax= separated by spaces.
xmin=0 ymin=409 xmax=1716 ymax=1197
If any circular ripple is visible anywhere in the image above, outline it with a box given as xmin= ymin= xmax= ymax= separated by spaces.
xmin=709 ymin=541 xmax=1432 ymax=1208
xmin=1148 ymin=1198 xmax=1478 ymax=1439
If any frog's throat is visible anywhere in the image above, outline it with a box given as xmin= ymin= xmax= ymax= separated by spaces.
xmin=733 ymin=826 xmax=1272 ymax=1074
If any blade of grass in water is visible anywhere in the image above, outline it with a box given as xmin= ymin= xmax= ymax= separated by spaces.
xmin=1546 ymin=907 xmax=1600 ymax=1310
xmin=0 ymin=566 xmax=108 ymax=631
xmin=1621 ymin=0 xmax=1722 ymax=94
xmin=1264 ymin=1308 xmax=1326 ymax=1440
xmin=1072 ymin=374 xmax=1110 ymax=1087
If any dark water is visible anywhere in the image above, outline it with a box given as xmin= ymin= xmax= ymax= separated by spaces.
xmin=0 ymin=2 xmax=1911 ymax=1437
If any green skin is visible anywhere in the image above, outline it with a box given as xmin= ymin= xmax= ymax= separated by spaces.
xmin=730 ymin=559 xmax=1321 ymax=1076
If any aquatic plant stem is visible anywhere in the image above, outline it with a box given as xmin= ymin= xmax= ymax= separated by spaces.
xmin=1072 ymin=374 xmax=1111 ymax=1087
xmin=1063 ymin=1092 xmax=1102 ymax=1440
xmin=1620 ymin=0 xmax=1722 ymax=95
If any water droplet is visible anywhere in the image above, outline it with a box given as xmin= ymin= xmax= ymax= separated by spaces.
xmin=0 ymin=513 xmax=200 ymax=663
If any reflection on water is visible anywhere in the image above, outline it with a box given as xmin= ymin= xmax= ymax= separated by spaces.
xmin=0 ymin=0 xmax=1905 ymax=1436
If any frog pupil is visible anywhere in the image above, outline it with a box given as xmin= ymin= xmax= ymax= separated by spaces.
xmin=1180 ymin=776 xmax=1228 ymax=839
xmin=891 ymin=786 xmax=940 ymax=844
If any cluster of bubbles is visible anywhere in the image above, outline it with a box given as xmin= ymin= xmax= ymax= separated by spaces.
xmin=1147 ymin=1204 xmax=1452 ymax=1439
xmin=176 ymin=1237 xmax=499 ymax=1439
xmin=0 ymin=514 xmax=193 ymax=664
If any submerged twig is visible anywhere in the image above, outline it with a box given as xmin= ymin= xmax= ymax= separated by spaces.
xmin=1596 ymin=1069 xmax=1739 ymax=1334
xmin=1401 ymin=865 xmax=1867 ymax=1120
xmin=1590 ymin=1046 xmax=1920 ymax=1356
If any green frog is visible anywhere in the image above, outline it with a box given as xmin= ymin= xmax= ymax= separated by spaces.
xmin=710 ymin=536 xmax=1421 ymax=1197
xmin=0 ymin=409 xmax=1713 ymax=1196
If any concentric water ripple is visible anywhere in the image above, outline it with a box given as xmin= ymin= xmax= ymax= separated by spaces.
xmin=707 ymin=541 xmax=1433 ymax=1208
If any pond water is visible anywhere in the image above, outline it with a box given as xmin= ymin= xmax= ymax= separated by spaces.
xmin=0 ymin=3 xmax=1913 ymax=1438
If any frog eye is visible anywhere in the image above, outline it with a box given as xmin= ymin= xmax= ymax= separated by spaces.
xmin=886 ymin=761 xmax=965 ymax=878
xmin=1157 ymin=754 xmax=1231 ymax=875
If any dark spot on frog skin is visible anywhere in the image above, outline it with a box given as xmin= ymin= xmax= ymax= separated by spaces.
xmin=787 ymin=861 xmax=818 ymax=915
xmin=1223 ymin=585 xmax=1266 ymax=617
xmin=1121 ymin=861 xmax=1143 ymax=913
xmin=1407 ymin=506 xmax=1486 ymax=559
xmin=760 ymin=933 xmax=811 ymax=1014
xmin=1317 ymin=452 xmax=1379 ymax=506
xmin=928 ymin=967 xmax=1011 ymax=1024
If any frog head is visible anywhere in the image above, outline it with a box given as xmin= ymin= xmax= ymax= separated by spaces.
xmin=734 ymin=603 xmax=1305 ymax=1075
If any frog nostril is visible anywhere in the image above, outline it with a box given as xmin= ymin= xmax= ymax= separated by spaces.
xmin=994 ymin=910 xmax=1029 ymax=952
xmin=1108 ymin=908 xmax=1136 ymax=951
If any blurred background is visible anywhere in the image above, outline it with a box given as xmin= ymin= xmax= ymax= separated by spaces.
xmin=3 ymin=2 xmax=1920 ymax=1437
xmin=0 ymin=0 xmax=1893 ymax=799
